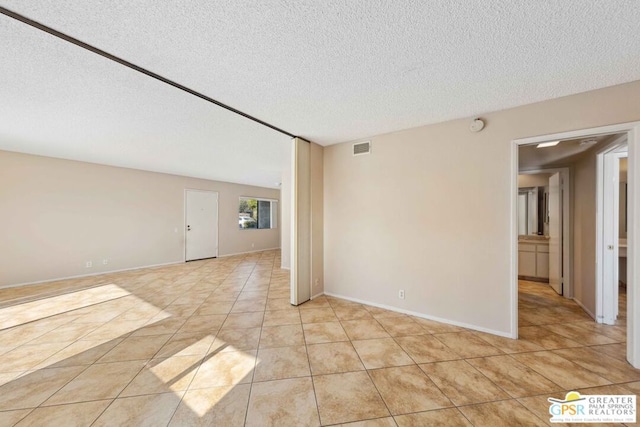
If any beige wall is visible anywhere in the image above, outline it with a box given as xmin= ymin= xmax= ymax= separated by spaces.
xmin=518 ymin=173 xmax=551 ymax=188
xmin=572 ymin=150 xmax=598 ymax=315
xmin=324 ymin=80 xmax=640 ymax=336
xmin=0 ymin=151 xmax=280 ymax=287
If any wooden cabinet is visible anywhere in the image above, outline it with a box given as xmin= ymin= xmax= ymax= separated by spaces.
xmin=536 ymin=243 xmax=549 ymax=279
xmin=518 ymin=241 xmax=549 ymax=280
xmin=536 ymin=252 xmax=549 ymax=278
xmin=518 ymin=243 xmax=536 ymax=277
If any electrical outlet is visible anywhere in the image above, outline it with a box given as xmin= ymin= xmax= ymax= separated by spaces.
xmin=102 ymin=259 xmax=109 ymax=265
xmin=398 ymin=289 xmax=405 ymax=299
xmin=85 ymin=261 xmax=92 ymax=268
xmin=314 ymin=278 xmax=319 ymax=287
xmin=251 ymin=243 xmax=255 ymax=248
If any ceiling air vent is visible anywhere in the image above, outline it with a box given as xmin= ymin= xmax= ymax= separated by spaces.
xmin=353 ymin=141 xmax=371 ymax=156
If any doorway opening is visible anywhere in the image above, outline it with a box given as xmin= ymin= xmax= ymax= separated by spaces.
xmin=517 ymin=168 xmax=570 ymax=297
xmin=511 ymin=122 xmax=639 ymax=367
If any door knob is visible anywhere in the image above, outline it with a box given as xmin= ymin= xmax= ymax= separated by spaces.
xmin=607 ymin=245 xmax=614 ymax=250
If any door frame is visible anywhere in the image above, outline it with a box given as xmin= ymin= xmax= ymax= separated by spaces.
xmin=511 ymin=121 xmax=640 ymax=367
xmin=518 ymin=167 xmax=571 ymax=297
xmin=184 ymin=189 xmax=219 ymax=262
xmin=596 ymin=135 xmax=628 ymax=325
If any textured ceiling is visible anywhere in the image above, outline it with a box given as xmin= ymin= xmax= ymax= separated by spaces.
xmin=1 ymin=1 xmax=640 ymax=186
xmin=0 ymin=12 xmax=290 ymax=188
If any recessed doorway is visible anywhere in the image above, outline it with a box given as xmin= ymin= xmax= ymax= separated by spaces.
xmin=511 ymin=121 xmax=639 ymax=367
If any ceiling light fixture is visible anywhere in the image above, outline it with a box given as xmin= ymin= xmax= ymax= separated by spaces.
xmin=537 ymin=141 xmax=560 ymax=148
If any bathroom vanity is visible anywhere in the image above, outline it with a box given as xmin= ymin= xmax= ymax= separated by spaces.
xmin=518 ymin=237 xmax=550 ymax=282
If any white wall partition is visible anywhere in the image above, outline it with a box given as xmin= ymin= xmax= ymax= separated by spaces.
xmin=291 ymin=138 xmax=312 ymax=305
xmin=290 ymin=138 xmax=324 ymax=305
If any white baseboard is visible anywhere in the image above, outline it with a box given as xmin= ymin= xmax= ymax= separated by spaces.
xmin=573 ymin=298 xmax=596 ymax=320
xmin=311 ymin=291 xmax=324 ymax=300
xmin=0 ymin=260 xmax=183 ymax=290
xmin=324 ymin=291 xmax=514 ymax=339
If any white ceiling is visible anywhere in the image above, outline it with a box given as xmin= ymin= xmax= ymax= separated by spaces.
xmin=0 ymin=13 xmax=290 ymax=188
xmin=1 ymin=1 xmax=640 ymax=187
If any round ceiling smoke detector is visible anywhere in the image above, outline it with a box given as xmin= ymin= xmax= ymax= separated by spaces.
xmin=469 ymin=118 xmax=485 ymax=132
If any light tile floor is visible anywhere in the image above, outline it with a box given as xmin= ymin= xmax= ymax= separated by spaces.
xmin=0 ymin=252 xmax=636 ymax=426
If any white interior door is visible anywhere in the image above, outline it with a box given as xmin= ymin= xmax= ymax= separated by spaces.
xmin=601 ymin=151 xmax=624 ymax=324
xmin=548 ymin=173 xmax=563 ymax=295
xmin=185 ymin=190 xmax=218 ymax=261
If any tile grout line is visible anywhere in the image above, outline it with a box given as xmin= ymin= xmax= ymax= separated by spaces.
xmin=166 ymin=256 xmax=254 ymax=426
xmin=2 ymin=260 xmax=632 ymax=425
xmin=328 ymin=299 xmax=397 ymax=425
xmin=242 ymin=260 xmax=261 ymax=427
xmin=86 ymin=255 xmax=236 ymax=425
xmin=87 ymin=268 xmax=212 ymax=427
xmin=300 ymin=305 xmax=322 ymax=426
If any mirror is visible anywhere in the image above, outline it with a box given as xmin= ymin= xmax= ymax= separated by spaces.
xmin=619 ymin=181 xmax=628 ymax=238
xmin=518 ymin=186 xmax=548 ymax=236
xmin=620 ymin=157 xmax=628 ymax=238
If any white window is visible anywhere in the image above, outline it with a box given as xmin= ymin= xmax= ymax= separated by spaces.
xmin=239 ymin=197 xmax=278 ymax=230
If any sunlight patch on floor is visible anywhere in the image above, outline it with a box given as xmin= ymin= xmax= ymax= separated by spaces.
xmin=0 ymin=284 xmax=130 ymax=330
xmin=176 ymin=339 xmax=259 ymax=417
